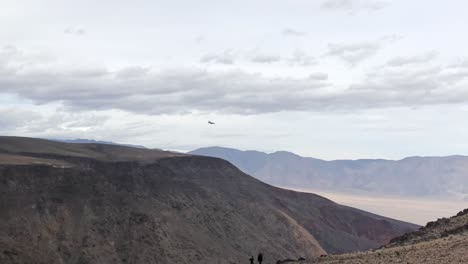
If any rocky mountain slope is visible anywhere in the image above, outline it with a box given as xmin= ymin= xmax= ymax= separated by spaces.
xmin=0 ymin=137 xmax=417 ymax=264
xmin=190 ymin=147 xmax=468 ymax=199
xmin=388 ymin=208 xmax=468 ymax=246
xmin=295 ymin=209 xmax=468 ymax=264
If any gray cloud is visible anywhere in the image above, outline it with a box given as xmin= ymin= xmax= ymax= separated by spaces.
xmin=327 ymin=42 xmax=380 ymax=65
xmin=116 ymin=66 xmax=150 ymax=79
xmin=0 ymin=57 xmax=328 ymax=114
xmin=4 ymin=109 xmax=132 ymax=143
xmin=349 ymin=63 xmax=468 ymax=107
xmin=288 ymin=50 xmax=316 ymax=66
xmin=64 ymin=27 xmax=86 ymax=35
xmin=2 ymin=46 xmax=468 ymax=116
xmin=321 ymin=0 xmax=388 ymax=12
xmin=459 ymin=60 xmax=468 ymax=68
xmin=309 ymin=73 xmax=329 ymax=81
xmin=387 ymin=51 xmax=439 ymax=67
xmin=0 ymin=108 xmax=41 ymax=131
xmin=327 ymin=36 xmax=399 ymax=65
xmin=449 ymin=59 xmax=468 ymax=69
xmin=250 ymin=54 xmax=281 ymax=64
xmin=0 ymin=45 xmax=19 ymax=63
xmin=194 ymin=35 xmax=206 ymax=43
xmin=22 ymin=111 xmax=108 ymax=134
xmin=282 ymin=28 xmax=306 ymax=37
xmin=200 ymin=50 xmax=236 ymax=64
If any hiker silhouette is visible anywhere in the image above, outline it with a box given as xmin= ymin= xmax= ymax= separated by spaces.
xmin=249 ymin=256 xmax=254 ymax=264
xmin=257 ymin=253 xmax=263 ymax=264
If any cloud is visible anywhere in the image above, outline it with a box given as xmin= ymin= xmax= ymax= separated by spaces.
xmin=288 ymin=50 xmax=316 ymax=66
xmin=64 ymin=27 xmax=86 ymax=36
xmin=448 ymin=59 xmax=468 ymax=69
xmin=194 ymin=35 xmax=206 ymax=43
xmin=387 ymin=51 xmax=439 ymax=67
xmin=0 ymin=45 xmax=20 ymax=63
xmin=116 ymin=66 xmax=150 ymax=79
xmin=23 ymin=111 xmax=109 ymax=133
xmin=2 ymin=46 xmax=468 ymax=116
xmin=321 ymin=0 xmax=388 ymax=12
xmin=282 ymin=28 xmax=306 ymax=37
xmin=327 ymin=37 xmax=399 ymax=66
xmin=327 ymin=42 xmax=380 ymax=65
xmin=0 ymin=102 xmax=113 ymax=138
xmin=459 ymin=60 xmax=468 ymax=68
xmin=0 ymin=108 xmax=41 ymax=131
xmin=200 ymin=50 xmax=236 ymax=64
xmin=0 ymin=54 xmax=329 ymax=114
xmin=250 ymin=54 xmax=281 ymax=64
xmin=309 ymin=73 xmax=329 ymax=81
xmin=349 ymin=62 xmax=468 ymax=107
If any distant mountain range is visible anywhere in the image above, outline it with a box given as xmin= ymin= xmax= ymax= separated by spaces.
xmin=0 ymin=137 xmax=417 ymax=263
xmin=190 ymin=147 xmax=468 ymax=200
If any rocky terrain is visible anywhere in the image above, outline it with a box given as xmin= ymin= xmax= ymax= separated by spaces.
xmin=282 ymin=209 xmax=468 ymax=264
xmin=190 ymin=147 xmax=468 ymax=200
xmin=388 ymin=208 xmax=468 ymax=246
xmin=0 ymin=137 xmax=417 ymax=264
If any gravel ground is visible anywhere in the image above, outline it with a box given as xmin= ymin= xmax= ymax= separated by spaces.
xmin=305 ymin=234 xmax=468 ymax=264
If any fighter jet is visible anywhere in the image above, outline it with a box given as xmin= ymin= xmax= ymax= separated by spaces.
xmin=208 ymin=121 xmax=215 ymax=125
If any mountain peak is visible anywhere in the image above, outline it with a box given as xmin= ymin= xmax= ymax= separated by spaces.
xmin=271 ymin=150 xmax=302 ymax=158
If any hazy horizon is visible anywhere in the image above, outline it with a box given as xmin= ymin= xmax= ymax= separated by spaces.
xmin=285 ymin=187 xmax=467 ymax=225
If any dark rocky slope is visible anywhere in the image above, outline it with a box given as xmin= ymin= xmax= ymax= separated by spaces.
xmin=388 ymin=208 xmax=468 ymax=247
xmin=0 ymin=137 xmax=417 ymax=264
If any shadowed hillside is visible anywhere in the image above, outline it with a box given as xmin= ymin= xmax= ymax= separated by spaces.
xmin=0 ymin=137 xmax=417 ymax=264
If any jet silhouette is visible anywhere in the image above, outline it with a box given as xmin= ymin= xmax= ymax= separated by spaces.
xmin=208 ymin=121 xmax=215 ymax=125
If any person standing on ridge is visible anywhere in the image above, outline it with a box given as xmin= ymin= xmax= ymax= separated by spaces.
xmin=249 ymin=256 xmax=254 ymax=264
xmin=257 ymin=253 xmax=263 ymax=264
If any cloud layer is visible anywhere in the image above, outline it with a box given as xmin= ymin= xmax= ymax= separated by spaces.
xmin=282 ymin=28 xmax=307 ymax=37
xmin=1 ymin=46 xmax=468 ymax=116
xmin=321 ymin=0 xmax=388 ymax=12
xmin=64 ymin=27 xmax=86 ymax=36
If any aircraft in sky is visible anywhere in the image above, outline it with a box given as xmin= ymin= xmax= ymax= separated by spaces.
xmin=208 ymin=121 xmax=215 ymax=125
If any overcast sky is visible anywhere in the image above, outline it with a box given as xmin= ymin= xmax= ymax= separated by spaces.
xmin=1 ymin=0 xmax=468 ymax=159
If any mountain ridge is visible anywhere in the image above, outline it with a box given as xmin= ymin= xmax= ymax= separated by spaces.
xmin=190 ymin=146 xmax=468 ymax=200
xmin=192 ymin=146 xmax=468 ymax=162
xmin=0 ymin=137 xmax=417 ymax=264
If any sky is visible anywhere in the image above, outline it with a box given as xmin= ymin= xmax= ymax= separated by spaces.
xmin=1 ymin=0 xmax=468 ymax=160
